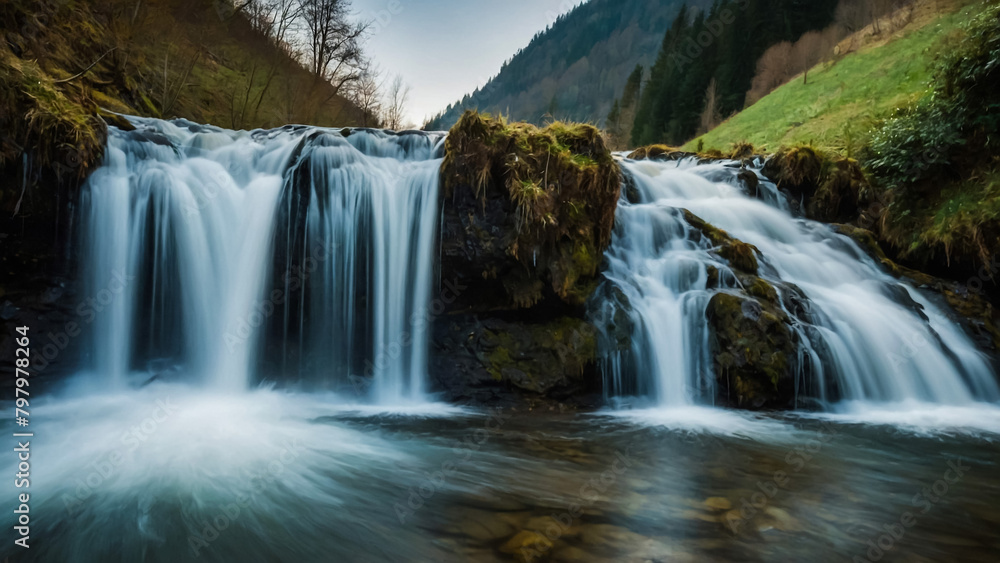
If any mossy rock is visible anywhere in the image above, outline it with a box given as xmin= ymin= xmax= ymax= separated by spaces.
xmin=626 ymin=144 xmax=695 ymax=161
xmin=808 ymin=158 xmax=876 ymax=223
xmin=440 ymin=111 xmax=620 ymax=308
xmin=762 ymin=145 xmax=823 ymax=191
xmin=476 ymin=317 xmax=599 ymax=395
xmin=762 ymin=146 xmax=882 ymax=226
xmin=682 ymin=210 xmax=760 ymax=275
xmin=729 ymin=141 xmax=756 ymax=160
xmin=707 ymin=292 xmax=797 ymax=409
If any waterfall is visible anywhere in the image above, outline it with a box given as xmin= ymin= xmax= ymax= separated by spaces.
xmin=596 ymin=157 xmax=1000 ymax=408
xmin=79 ymin=118 xmax=443 ymax=402
xmin=78 ymin=117 xmax=998 ymax=410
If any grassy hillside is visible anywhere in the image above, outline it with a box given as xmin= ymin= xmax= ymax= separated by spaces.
xmin=1 ymin=0 xmax=363 ymax=140
xmin=684 ymin=0 xmax=977 ymax=154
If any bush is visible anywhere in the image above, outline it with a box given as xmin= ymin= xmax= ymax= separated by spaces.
xmin=866 ymin=0 xmax=1000 ymax=190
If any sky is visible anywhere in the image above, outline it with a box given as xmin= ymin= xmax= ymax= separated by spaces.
xmin=350 ymin=0 xmax=583 ymax=128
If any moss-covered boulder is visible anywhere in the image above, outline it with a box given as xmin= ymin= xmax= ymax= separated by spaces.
xmin=440 ymin=111 xmax=620 ymax=309
xmin=683 ymin=210 xmax=760 ymax=274
xmin=707 ymin=291 xmax=797 ymax=409
xmin=762 ymin=145 xmax=878 ymax=224
xmin=683 ymin=210 xmax=800 ymax=408
xmin=626 ymin=144 xmax=694 ymax=161
xmin=433 ymin=112 xmax=617 ymax=409
xmin=762 ymin=145 xmax=823 ymax=196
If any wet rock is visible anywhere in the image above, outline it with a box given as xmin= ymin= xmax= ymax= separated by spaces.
xmin=762 ymin=145 xmax=823 ymax=205
xmin=757 ymin=506 xmax=799 ymax=532
xmin=448 ymin=508 xmax=517 ymax=543
xmin=99 ymin=109 xmax=136 ymax=132
xmin=590 ymin=282 xmax=634 ymax=354
xmin=626 ymin=144 xmax=695 ymax=161
xmin=737 ymin=169 xmax=760 ymax=196
xmin=683 ymin=210 xmax=760 ymax=275
xmin=707 ymin=292 xmax=797 ymax=409
xmin=576 ymin=523 xmax=647 ymax=549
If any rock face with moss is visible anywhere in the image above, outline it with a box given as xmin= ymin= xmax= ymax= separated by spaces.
xmin=440 ymin=111 xmax=620 ymax=308
xmin=432 ymin=111 xmax=619 ymax=409
xmin=685 ymin=210 xmax=802 ymax=409
xmin=762 ymin=145 xmax=877 ymax=224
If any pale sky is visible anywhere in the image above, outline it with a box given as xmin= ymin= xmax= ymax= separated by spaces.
xmin=351 ymin=0 xmax=583 ymax=128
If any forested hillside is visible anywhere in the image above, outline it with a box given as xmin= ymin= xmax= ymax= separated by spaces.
xmin=631 ymin=0 xmax=842 ymax=147
xmin=424 ymin=0 xmax=710 ymax=130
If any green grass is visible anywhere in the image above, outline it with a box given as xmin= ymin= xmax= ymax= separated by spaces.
xmin=684 ymin=3 xmax=977 ymax=154
xmin=913 ymin=167 xmax=1000 ymax=261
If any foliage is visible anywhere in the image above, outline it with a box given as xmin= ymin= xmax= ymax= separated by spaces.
xmin=0 ymin=0 xmax=366 ymax=133
xmin=866 ymin=0 xmax=1000 ymax=190
xmin=865 ymin=0 xmax=1000 ymax=266
xmin=0 ymin=47 xmax=105 ymax=175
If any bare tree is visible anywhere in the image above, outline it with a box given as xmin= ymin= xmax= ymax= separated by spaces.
xmin=745 ymin=41 xmax=792 ymax=106
xmin=791 ymin=29 xmax=838 ymax=84
xmin=381 ymin=74 xmax=410 ymax=130
xmin=269 ymin=0 xmax=303 ymax=52
xmin=301 ymin=0 xmax=367 ymax=95
xmin=698 ymin=78 xmax=722 ymax=135
xmin=245 ymin=0 xmax=277 ymax=36
xmin=350 ymin=64 xmax=383 ymax=127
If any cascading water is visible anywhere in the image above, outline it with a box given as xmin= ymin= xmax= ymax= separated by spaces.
xmin=595 ymin=156 xmax=1000 ymax=409
xmin=80 ymin=118 xmax=443 ymax=402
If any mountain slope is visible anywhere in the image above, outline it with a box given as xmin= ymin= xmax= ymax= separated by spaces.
xmin=425 ymin=0 xmax=708 ymax=130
